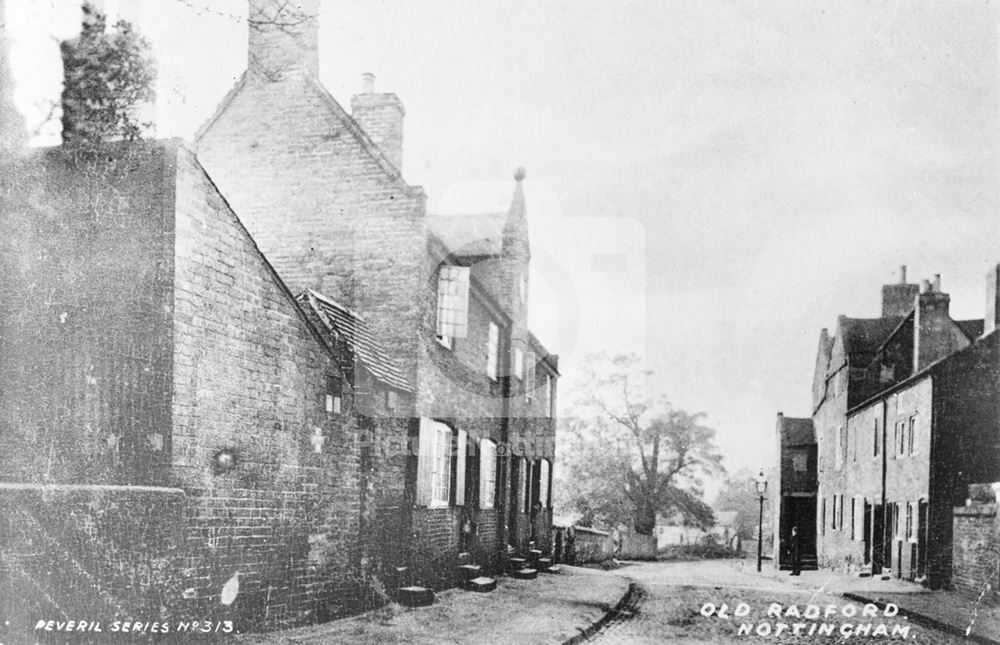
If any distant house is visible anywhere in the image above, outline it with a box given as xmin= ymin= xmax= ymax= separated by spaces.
xmin=772 ymin=414 xmax=817 ymax=570
xmin=803 ymin=266 xmax=1000 ymax=589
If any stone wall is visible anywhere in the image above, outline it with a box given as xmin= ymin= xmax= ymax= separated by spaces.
xmin=952 ymin=491 xmax=1000 ymax=597
xmin=0 ymin=143 xmax=176 ymax=486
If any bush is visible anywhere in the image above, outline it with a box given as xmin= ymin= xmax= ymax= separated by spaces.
xmin=657 ymin=542 xmax=738 ymax=561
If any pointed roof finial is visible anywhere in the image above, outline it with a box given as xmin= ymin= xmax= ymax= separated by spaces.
xmin=514 ymin=166 xmax=526 ymax=182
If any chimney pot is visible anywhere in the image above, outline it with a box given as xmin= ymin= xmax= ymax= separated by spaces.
xmin=361 ymin=72 xmax=375 ymax=94
xmin=921 ymin=279 xmax=930 ymax=294
xmin=900 ymin=265 xmax=907 ymax=284
xmin=933 ymin=274 xmax=941 ymax=292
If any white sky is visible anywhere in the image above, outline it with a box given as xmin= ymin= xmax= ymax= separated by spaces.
xmin=7 ymin=0 xmax=1000 ymax=480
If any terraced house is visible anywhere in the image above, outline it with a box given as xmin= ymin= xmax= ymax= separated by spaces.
xmin=808 ymin=266 xmax=1000 ymax=589
xmin=195 ymin=0 xmax=560 ymax=604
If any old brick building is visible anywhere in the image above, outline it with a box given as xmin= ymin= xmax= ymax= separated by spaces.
xmin=805 ymin=266 xmax=1000 ymax=589
xmin=772 ymin=414 xmax=817 ymax=570
xmin=0 ymin=0 xmax=559 ymax=634
xmin=195 ymin=0 xmax=559 ymax=591
xmin=0 ymin=139 xmax=415 ymax=629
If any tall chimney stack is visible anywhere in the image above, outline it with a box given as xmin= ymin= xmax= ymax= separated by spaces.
xmin=913 ymin=274 xmax=965 ymax=372
xmin=351 ymin=73 xmax=405 ymax=173
xmin=881 ymin=265 xmax=919 ymax=318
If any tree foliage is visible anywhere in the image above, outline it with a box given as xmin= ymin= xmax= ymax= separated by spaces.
xmin=557 ymin=354 xmax=723 ymax=535
xmin=713 ymin=469 xmax=773 ymax=541
xmin=59 ymin=2 xmax=155 ymax=145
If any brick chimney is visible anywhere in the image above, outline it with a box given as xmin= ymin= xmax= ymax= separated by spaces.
xmin=913 ymin=274 xmax=964 ymax=372
xmin=351 ymin=73 xmax=405 ymax=172
xmin=986 ymin=264 xmax=1000 ymax=335
xmin=248 ymin=0 xmax=319 ymax=79
xmin=881 ymin=265 xmax=919 ymax=318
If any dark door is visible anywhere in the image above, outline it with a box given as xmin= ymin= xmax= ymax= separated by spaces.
xmin=917 ymin=501 xmax=928 ymax=582
xmin=872 ymin=504 xmax=885 ymax=571
xmin=863 ymin=502 xmax=872 ymax=565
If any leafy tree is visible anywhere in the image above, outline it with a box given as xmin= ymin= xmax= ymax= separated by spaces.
xmin=59 ymin=2 xmax=155 ymax=145
xmin=0 ymin=0 xmax=25 ymax=149
xmin=558 ymin=354 xmax=723 ymax=535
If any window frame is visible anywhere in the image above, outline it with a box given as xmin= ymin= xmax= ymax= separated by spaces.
xmin=525 ymin=351 xmax=537 ymax=401
xmin=430 ymin=422 xmax=452 ymax=507
xmin=435 ymin=264 xmax=470 ymax=347
xmin=486 ymin=321 xmax=500 ymax=381
xmin=479 ymin=438 xmax=497 ymax=509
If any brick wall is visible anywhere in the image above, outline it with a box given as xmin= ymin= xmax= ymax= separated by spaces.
xmin=952 ymin=500 xmax=1000 ymax=597
xmin=0 ymin=143 xmax=175 ymax=485
xmin=196 ymin=71 xmax=427 ymax=375
xmin=0 ymin=484 xmax=187 ymax=640
xmin=170 ymin=147 xmax=376 ymax=624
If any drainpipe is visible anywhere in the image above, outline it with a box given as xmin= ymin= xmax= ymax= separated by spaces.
xmin=499 ymin=329 xmax=512 ymax=570
xmin=880 ymin=400 xmax=888 ymax=575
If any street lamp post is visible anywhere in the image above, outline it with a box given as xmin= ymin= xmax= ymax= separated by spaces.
xmin=755 ymin=469 xmax=768 ymax=573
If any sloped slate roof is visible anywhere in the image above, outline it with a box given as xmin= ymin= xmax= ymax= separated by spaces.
xmin=301 ymin=290 xmax=412 ymax=392
xmin=956 ymin=319 xmax=985 ymax=341
xmin=426 ymin=212 xmax=507 ymax=258
xmin=778 ymin=416 xmax=815 ymax=445
xmin=840 ymin=316 xmax=906 ymax=364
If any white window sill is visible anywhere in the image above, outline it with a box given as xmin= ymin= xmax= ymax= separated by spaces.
xmin=480 ymin=503 xmax=494 ymax=510
xmin=428 ymin=501 xmax=450 ymax=509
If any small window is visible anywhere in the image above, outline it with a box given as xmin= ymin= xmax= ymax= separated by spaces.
xmin=486 ymin=322 xmax=500 ymax=380
xmin=479 ymin=439 xmax=497 ymax=509
xmin=525 ymin=351 xmax=536 ymax=401
xmin=325 ymin=375 xmax=342 ymax=414
xmin=514 ymin=348 xmax=524 ymax=380
xmin=907 ymin=416 xmax=916 ymax=456
xmin=791 ymin=449 xmax=807 ymax=473
xmin=873 ymin=418 xmax=880 ymax=457
xmin=905 ymin=502 xmax=913 ymax=541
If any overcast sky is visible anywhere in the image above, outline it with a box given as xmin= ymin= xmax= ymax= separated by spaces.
xmin=7 ymin=0 xmax=1000 ymax=481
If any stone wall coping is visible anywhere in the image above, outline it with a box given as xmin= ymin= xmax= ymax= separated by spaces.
xmin=0 ymin=482 xmax=186 ymax=496
xmin=954 ymin=503 xmax=997 ymax=518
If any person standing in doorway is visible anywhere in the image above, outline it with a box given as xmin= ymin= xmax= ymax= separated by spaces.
xmin=790 ymin=526 xmax=802 ymax=576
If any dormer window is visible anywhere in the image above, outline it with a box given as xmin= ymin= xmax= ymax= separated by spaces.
xmin=436 ymin=264 xmax=470 ymax=348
